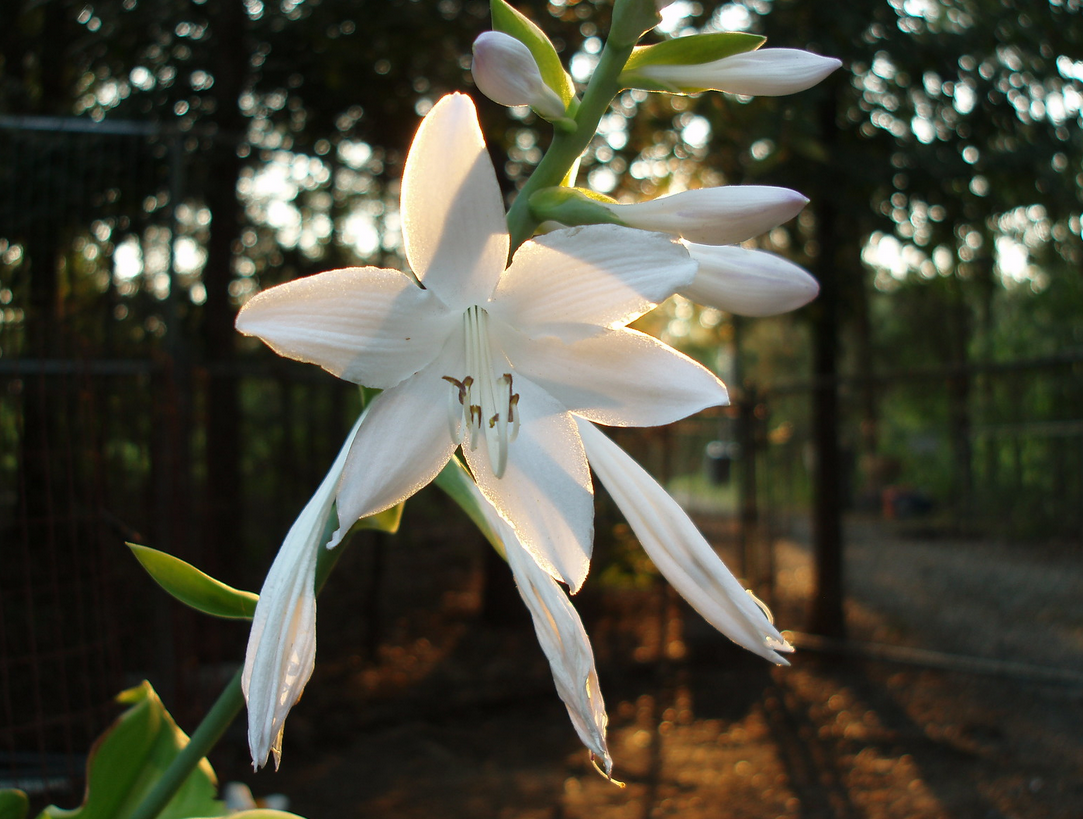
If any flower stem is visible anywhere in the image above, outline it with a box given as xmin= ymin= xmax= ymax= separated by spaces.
xmin=505 ymin=32 xmax=637 ymax=253
xmin=128 ymin=669 xmax=245 ymax=819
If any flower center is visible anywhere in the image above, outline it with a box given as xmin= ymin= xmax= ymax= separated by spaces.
xmin=443 ymin=305 xmax=520 ymax=478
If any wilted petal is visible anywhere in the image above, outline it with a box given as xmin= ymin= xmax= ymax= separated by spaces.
xmin=639 ymin=48 xmax=842 ymax=96
xmin=503 ymin=518 xmax=612 ymax=773
xmin=465 ymin=375 xmax=594 ymax=592
xmin=680 ymin=244 xmax=819 ymax=316
xmin=490 ymin=225 xmax=696 ymax=340
xmin=499 ymin=325 xmax=728 ymax=427
xmin=472 ymin=31 xmax=567 ymax=120
xmin=401 ymin=93 xmax=509 ymax=309
xmin=242 ymin=414 xmax=364 ymax=770
xmin=576 ymin=419 xmax=793 ymax=663
xmin=236 ymin=267 xmax=456 ymax=388
xmin=610 ymin=186 xmax=808 ymax=246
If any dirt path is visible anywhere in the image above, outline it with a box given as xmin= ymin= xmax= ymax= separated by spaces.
xmin=226 ymin=517 xmax=1083 ymax=818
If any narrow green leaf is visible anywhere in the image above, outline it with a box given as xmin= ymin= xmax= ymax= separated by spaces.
xmin=433 ymin=457 xmax=505 ymax=558
xmin=37 ymin=682 xmax=222 ymax=819
xmin=491 ymin=0 xmax=575 ymax=105
xmin=624 ymin=32 xmax=764 ymax=71
xmin=128 ymin=544 xmax=258 ymax=621
xmin=0 ymin=790 xmax=28 ymax=819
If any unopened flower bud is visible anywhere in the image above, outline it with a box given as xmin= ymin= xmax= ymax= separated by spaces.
xmin=631 ymin=47 xmax=841 ymax=96
xmin=679 ymin=244 xmax=819 ymax=317
xmin=472 ymin=31 xmax=567 ymax=120
xmin=589 ymin=186 xmax=808 ymax=246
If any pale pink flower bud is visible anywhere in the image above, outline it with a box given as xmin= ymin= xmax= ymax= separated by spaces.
xmin=471 ymin=31 xmax=567 ymax=120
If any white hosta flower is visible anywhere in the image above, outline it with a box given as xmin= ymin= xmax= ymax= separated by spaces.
xmin=236 ymin=93 xmax=725 ymax=595
xmin=242 ymin=415 xmax=364 ymax=770
xmin=576 ymin=419 xmax=793 ymax=663
xmin=602 ymin=186 xmax=808 ymax=246
xmin=680 ymin=244 xmax=819 ymax=317
xmin=472 ymin=31 xmax=567 ymax=120
xmin=638 ymin=47 xmax=841 ymax=96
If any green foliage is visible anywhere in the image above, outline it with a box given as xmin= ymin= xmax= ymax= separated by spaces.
xmin=38 ymin=682 xmax=222 ymax=819
xmin=128 ymin=543 xmax=258 ymax=621
xmin=0 ymin=790 xmax=29 ymax=819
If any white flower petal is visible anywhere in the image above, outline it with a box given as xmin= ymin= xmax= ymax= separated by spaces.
xmin=333 ymin=344 xmax=463 ymax=541
xmin=680 ymin=244 xmax=819 ymax=316
xmin=640 ymin=48 xmax=842 ymax=96
xmin=503 ymin=523 xmax=612 ymax=773
xmin=500 ymin=325 xmax=728 ymax=427
xmin=242 ymin=414 xmax=364 ymax=770
xmin=236 ymin=267 xmax=456 ymax=388
xmin=576 ymin=419 xmax=793 ymax=664
xmin=448 ymin=464 xmax=612 ymax=773
xmin=465 ymin=375 xmax=594 ymax=592
xmin=401 ymin=93 xmax=509 ymax=309
xmin=612 ymin=186 xmax=807 ymax=246
xmin=490 ymin=225 xmax=697 ymax=340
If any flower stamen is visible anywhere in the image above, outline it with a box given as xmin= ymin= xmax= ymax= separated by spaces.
xmin=445 ymin=307 xmax=521 ymax=478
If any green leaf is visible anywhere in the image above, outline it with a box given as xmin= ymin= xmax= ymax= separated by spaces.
xmin=491 ymin=0 xmax=575 ymax=105
xmin=353 ymin=502 xmax=404 ymax=534
xmin=0 ymin=790 xmax=29 ymax=819
xmin=433 ymin=457 xmax=505 ymax=558
xmin=624 ymin=32 xmax=765 ymax=71
xmin=37 ymin=682 xmax=222 ymax=819
xmin=128 ymin=544 xmax=258 ymax=621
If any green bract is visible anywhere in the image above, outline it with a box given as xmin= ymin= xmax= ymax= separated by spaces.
xmin=608 ymin=0 xmax=667 ymax=47
xmin=491 ymin=0 xmax=575 ymax=106
xmin=129 ymin=543 xmax=259 ymax=621
xmin=621 ymin=32 xmax=765 ymax=92
xmin=38 ymin=682 xmax=222 ymax=819
xmin=528 ymin=187 xmax=623 ymax=229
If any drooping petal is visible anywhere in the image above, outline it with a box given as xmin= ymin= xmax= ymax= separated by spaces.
xmin=332 ymin=343 xmax=464 ymax=542
xmin=611 ymin=186 xmax=808 ymax=246
xmin=576 ymin=419 xmax=793 ymax=664
xmin=236 ymin=267 xmax=457 ymax=389
xmin=489 ymin=224 xmax=697 ymax=341
xmin=679 ymin=244 xmax=820 ymax=317
xmin=638 ymin=48 xmax=842 ymax=96
xmin=465 ymin=375 xmax=594 ymax=592
xmin=242 ymin=414 xmax=364 ymax=770
xmin=499 ymin=324 xmax=728 ymax=427
xmin=453 ymin=468 xmax=612 ymax=772
xmin=401 ymin=93 xmax=509 ymax=309
xmin=502 ymin=520 xmax=612 ymax=774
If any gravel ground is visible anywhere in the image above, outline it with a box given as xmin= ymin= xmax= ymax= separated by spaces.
xmin=223 ymin=515 xmax=1083 ymax=819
